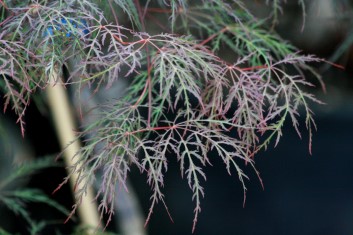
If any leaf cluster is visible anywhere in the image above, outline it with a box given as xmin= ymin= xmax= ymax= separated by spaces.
xmin=0 ymin=0 xmax=324 ymax=232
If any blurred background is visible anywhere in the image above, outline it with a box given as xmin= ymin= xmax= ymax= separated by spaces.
xmin=1 ymin=0 xmax=353 ymax=234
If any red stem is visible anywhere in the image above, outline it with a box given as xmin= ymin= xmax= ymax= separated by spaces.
xmin=237 ymin=64 xmax=268 ymax=71
xmin=322 ymin=59 xmax=345 ymax=70
xmin=0 ymin=0 xmax=7 ymax=9
xmin=0 ymin=13 xmax=14 ymax=27
xmin=132 ymin=77 xmax=149 ymax=107
xmin=199 ymin=27 xmax=228 ymax=46
xmin=126 ymin=124 xmax=177 ymax=136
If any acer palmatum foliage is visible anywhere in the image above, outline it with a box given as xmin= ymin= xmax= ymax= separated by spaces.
xmin=0 ymin=0 xmax=323 ymax=232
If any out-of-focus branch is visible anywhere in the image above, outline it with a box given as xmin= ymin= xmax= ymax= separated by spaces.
xmin=46 ymin=68 xmax=100 ymax=232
